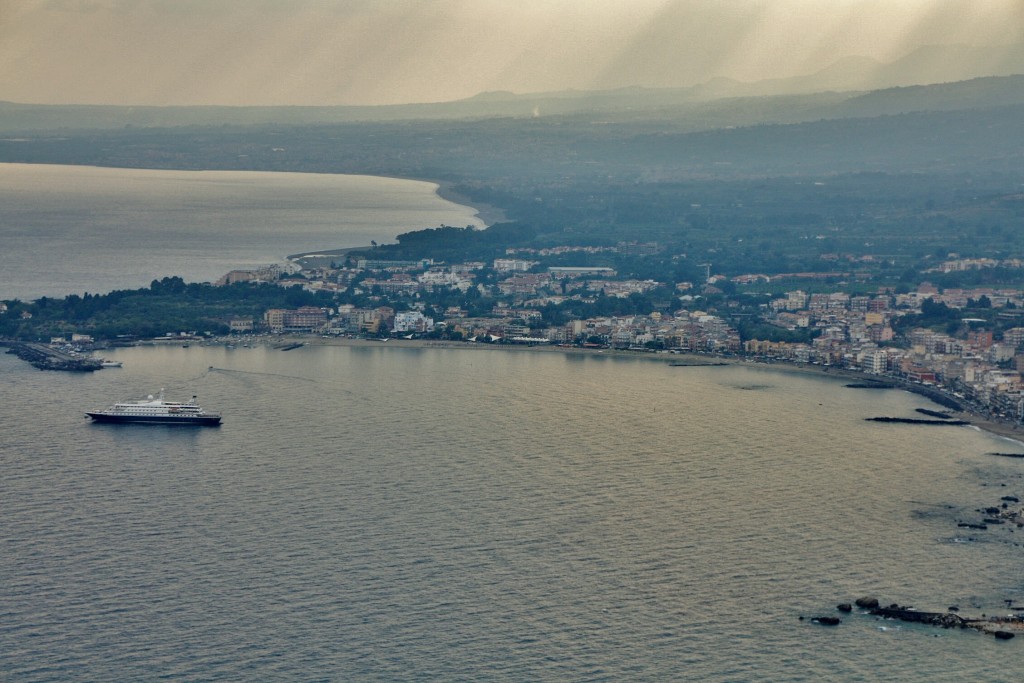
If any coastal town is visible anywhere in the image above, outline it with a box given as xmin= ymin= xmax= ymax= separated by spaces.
xmin=9 ymin=234 xmax=1024 ymax=435
xmin=8 ymin=4 xmax=1024 ymax=678
xmin=99 ymin=243 xmax=1024 ymax=429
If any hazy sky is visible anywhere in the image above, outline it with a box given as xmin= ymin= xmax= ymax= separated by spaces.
xmin=2 ymin=0 xmax=1022 ymax=106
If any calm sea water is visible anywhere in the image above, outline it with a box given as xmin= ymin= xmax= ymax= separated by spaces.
xmin=0 ymin=163 xmax=483 ymax=301
xmin=2 ymin=344 xmax=1023 ymax=681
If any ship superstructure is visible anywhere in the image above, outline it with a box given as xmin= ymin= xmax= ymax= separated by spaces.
xmin=86 ymin=390 xmax=221 ymax=426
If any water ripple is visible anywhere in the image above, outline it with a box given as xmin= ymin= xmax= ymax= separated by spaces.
xmin=1 ymin=349 xmax=1022 ymax=681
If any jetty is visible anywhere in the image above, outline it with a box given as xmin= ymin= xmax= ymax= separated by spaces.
xmin=2 ymin=341 xmax=102 ymax=371
xmin=865 ymin=416 xmax=969 ymax=425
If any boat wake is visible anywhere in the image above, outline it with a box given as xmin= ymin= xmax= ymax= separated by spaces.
xmin=207 ymin=366 xmax=318 ymax=383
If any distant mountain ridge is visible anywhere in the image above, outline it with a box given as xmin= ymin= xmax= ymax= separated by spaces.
xmin=1 ymin=42 xmax=1023 ymax=133
xmin=833 ymin=75 xmax=1024 ymax=117
xmin=712 ymin=42 xmax=1024 ymax=97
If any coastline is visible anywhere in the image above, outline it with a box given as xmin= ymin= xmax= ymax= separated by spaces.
xmin=1 ymin=165 xmax=493 ymax=300
xmin=4 ymin=163 xmax=1018 ymax=445
xmin=432 ymin=180 xmax=508 ymax=227
xmin=240 ymin=333 xmax=1024 ymax=447
xmin=286 ymin=177 xmax=507 ymax=266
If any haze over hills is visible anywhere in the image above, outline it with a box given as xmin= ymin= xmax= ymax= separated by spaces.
xmin=4 ymin=82 xmax=1023 ymax=184
xmin=1 ymin=41 xmax=1023 ymax=133
xmin=712 ymin=40 xmax=1024 ymax=97
xmin=2 ymin=45 xmax=1023 ymax=268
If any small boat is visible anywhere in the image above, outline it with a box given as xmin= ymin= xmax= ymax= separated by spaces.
xmin=86 ymin=389 xmax=221 ymax=426
xmin=99 ymin=359 xmax=123 ymax=368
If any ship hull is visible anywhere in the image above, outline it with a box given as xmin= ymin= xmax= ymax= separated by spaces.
xmin=86 ymin=412 xmax=221 ymax=426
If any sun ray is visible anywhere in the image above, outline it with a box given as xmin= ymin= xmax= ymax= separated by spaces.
xmin=1 ymin=0 xmax=1022 ymax=105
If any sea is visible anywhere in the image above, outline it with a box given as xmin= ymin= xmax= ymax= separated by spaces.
xmin=0 ymin=163 xmax=483 ymax=301
xmin=2 ymin=164 xmax=1024 ymax=681
xmin=2 ymin=344 xmax=1024 ymax=682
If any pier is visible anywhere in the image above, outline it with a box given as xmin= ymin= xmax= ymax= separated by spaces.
xmin=2 ymin=341 xmax=103 ymax=371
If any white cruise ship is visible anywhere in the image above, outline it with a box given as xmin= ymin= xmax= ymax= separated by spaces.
xmin=86 ymin=390 xmax=222 ymax=426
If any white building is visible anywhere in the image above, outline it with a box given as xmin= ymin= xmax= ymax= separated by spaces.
xmin=393 ymin=311 xmax=435 ymax=333
xmin=493 ymin=259 xmax=537 ymax=272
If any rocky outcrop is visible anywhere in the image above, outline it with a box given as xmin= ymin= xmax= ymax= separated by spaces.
xmin=869 ymin=605 xmax=968 ymax=628
xmin=841 ymin=597 xmax=1024 ymax=639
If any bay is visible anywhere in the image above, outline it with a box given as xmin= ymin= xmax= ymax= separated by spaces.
xmin=2 ymin=344 xmax=1023 ymax=681
xmin=0 ymin=163 xmax=483 ymax=301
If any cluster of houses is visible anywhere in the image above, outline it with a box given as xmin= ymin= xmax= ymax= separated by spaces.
xmin=750 ymin=283 xmax=1024 ymax=420
xmin=243 ymin=302 xmax=741 ymax=351
xmin=214 ymin=254 xmax=1024 ymax=422
xmin=217 ymin=253 xmax=743 ymax=351
xmin=926 ymin=256 xmax=1024 ymax=273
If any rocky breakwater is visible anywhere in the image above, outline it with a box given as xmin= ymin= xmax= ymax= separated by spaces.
xmin=956 ymin=495 xmax=1023 ymax=535
xmin=2 ymin=341 xmax=102 ymax=371
xmin=842 ymin=597 xmax=1023 ymax=640
xmin=866 ymin=416 xmax=969 ymax=425
xmin=807 ymin=596 xmax=1024 ymax=639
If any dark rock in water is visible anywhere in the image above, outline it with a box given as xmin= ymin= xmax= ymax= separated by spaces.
xmin=865 ymin=416 xmax=968 ymax=425
xmin=1002 ymin=496 xmax=1020 ymax=502
xmin=989 ymin=452 xmax=1024 ymax=459
xmin=855 ymin=597 xmax=880 ymax=609
xmin=958 ymin=522 xmax=988 ymax=530
xmin=811 ymin=616 xmax=841 ymax=626
xmin=983 ymin=518 xmax=1005 ymax=525
xmin=870 ymin=606 xmax=968 ymax=629
xmin=837 ymin=603 xmax=852 ymax=613
xmin=861 ymin=601 xmax=1024 ymax=637
xmin=986 ymin=507 xmax=1001 ymax=515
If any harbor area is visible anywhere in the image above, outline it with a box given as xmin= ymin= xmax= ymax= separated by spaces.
xmin=2 ymin=341 xmax=103 ymax=371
